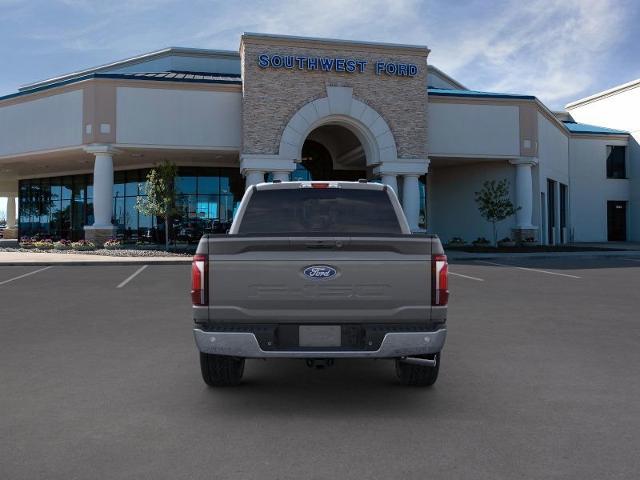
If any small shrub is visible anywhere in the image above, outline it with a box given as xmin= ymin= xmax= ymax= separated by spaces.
xmin=54 ymin=239 xmax=72 ymax=250
xmin=19 ymin=236 xmax=34 ymax=249
xmin=472 ymin=237 xmax=491 ymax=246
xmin=103 ymin=238 xmax=123 ymax=250
xmin=33 ymin=239 xmax=54 ymax=250
xmin=71 ymin=240 xmax=96 ymax=251
xmin=497 ymin=237 xmax=516 ymax=247
xmin=448 ymin=236 xmax=466 ymax=246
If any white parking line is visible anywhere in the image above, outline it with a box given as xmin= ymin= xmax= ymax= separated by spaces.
xmin=117 ymin=265 xmax=148 ymax=289
xmin=449 ymin=271 xmax=485 ymax=282
xmin=475 ymin=260 xmax=581 ymax=279
xmin=0 ymin=266 xmax=52 ymax=286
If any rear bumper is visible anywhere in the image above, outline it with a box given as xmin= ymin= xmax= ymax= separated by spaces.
xmin=193 ymin=328 xmax=447 ymax=358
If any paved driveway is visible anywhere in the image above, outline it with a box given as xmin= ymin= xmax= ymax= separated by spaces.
xmin=1 ymin=257 xmax=639 ymax=479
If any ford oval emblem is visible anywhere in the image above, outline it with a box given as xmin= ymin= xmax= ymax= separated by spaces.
xmin=303 ymin=265 xmax=337 ymax=280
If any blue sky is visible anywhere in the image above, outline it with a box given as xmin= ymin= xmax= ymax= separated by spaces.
xmin=1 ymin=0 xmax=639 ymax=109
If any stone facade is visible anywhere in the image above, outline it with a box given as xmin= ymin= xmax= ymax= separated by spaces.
xmin=511 ymin=227 xmax=538 ymax=243
xmin=84 ymin=227 xmax=116 ymax=247
xmin=240 ymin=34 xmax=429 ymax=161
xmin=2 ymin=228 xmax=18 ymax=239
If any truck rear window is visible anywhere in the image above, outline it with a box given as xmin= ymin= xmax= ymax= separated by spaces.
xmin=237 ymin=188 xmax=403 ymax=234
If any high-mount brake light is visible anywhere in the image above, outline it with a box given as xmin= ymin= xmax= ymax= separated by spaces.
xmin=312 ymin=183 xmax=330 ymax=189
xmin=191 ymin=254 xmax=208 ymax=306
xmin=431 ymin=254 xmax=449 ymax=306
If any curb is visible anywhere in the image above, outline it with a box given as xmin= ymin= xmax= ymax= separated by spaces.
xmin=0 ymin=259 xmax=192 ymax=266
xmin=447 ymin=252 xmax=640 ymax=261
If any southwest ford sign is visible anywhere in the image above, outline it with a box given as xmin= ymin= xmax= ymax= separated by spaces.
xmin=258 ymin=54 xmax=418 ymax=77
xmin=303 ymin=265 xmax=338 ymax=280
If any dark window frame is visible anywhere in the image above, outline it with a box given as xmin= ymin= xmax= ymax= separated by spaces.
xmin=606 ymin=145 xmax=627 ymax=179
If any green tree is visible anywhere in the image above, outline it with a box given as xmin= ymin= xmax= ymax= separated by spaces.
xmin=474 ymin=179 xmax=520 ymax=246
xmin=135 ymin=161 xmax=178 ymax=251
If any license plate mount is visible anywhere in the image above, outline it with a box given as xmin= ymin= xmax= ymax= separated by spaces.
xmin=298 ymin=325 xmax=341 ymax=347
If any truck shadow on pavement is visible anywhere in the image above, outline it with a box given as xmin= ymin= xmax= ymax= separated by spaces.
xmin=194 ymin=358 xmax=452 ymax=418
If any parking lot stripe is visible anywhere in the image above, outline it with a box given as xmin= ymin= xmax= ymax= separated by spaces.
xmin=475 ymin=260 xmax=581 ymax=279
xmin=0 ymin=266 xmax=52 ymax=286
xmin=449 ymin=271 xmax=484 ymax=282
xmin=117 ymin=265 xmax=148 ymax=289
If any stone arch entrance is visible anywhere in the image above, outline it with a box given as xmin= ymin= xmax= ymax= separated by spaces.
xmin=299 ymin=124 xmax=367 ymax=181
xmin=278 ymin=86 xmax=398 ymax=167
xmin=240 ymin=85 xmax=429 ymax=231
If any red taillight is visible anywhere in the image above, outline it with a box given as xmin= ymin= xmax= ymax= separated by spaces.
xmin=312 ymin=182 xmax=330 ymax=189
xmin=432 ymin=254 xmax=449 ymax=306
xmin=191 ymin=254 xmax=208 ymax=306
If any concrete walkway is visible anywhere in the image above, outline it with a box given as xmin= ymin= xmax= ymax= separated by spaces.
xmin=0 ymin=251 xmax=191 ymax=266
xmin=447 ymin=249 xmax=640 ymax=261
xmin=3 ymin=247 xmax=640 ymax=265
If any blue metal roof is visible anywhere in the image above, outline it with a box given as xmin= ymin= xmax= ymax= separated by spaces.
xmin=0 ymin=71 xmax=242 ymax=102
xmin=116 ymin=71 xmax=241 ymax=82
xmin=428 ymin=87 xmax=536 ymax=100
xmin=562 ymin=121 xmax=628 ymax=135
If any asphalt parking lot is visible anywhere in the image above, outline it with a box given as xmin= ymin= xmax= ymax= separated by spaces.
xmin=1 ymin=257 xmax=640 ymax=479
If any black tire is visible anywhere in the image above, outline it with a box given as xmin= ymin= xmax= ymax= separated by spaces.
xmin=200 ymin=352 xmax=245 ymax=387
xmin=395 ymin=353 xmax=440 ymax=387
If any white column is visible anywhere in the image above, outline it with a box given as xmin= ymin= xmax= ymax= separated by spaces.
xmin=92 ymin=152 xmax=115 ymax=227
xmin=381 ymin=174 xmax=398 ymax=195
xmin=402 ymin=174 xmax=420 ymax=232
xmin=272 ymin=171 xmax=290 ymax=182
xmin=83 ymin=145 xmax=119 ymax=231
xmin=6 ymin=195 xmax=16 ymax=229
xmin=241 ymin=154 xmax=295 ymax=190
xmin=510 ymin=158 xmax=537 ymax=229
xmin=244 ymin=170 xmax=265 ymax=189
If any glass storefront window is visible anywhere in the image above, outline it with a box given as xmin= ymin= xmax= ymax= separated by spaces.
xmin=87 ymin=175 xmax=93 ymax=200
xmin=419 ymin=175 xmax=427 ymax=230
xmin=198 ymin=175 xmax=219 ymax=195
xmin=291 ymin=163 xmax=312 ymax=181
xmin=124 ymin=197 xmax=139 ymax=240
xmin=18 ymin=166 xmax=244 ymax=244
xmin=113 ymin=171 xmax=126 ymax=198
xmin=176 ymin=174 xmax=197 ymax=194
xmin=113 ymin=196 xmax=125 ymax=235
xmin=125 ymin=170 xmax=139 ymax=196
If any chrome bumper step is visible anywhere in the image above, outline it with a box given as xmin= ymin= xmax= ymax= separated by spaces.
xmin=193 ymin=328 xmax=446 ymax=359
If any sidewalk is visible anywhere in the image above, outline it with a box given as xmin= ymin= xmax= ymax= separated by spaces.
xmin=0 ymin=251 xmax=191 ymax=266
xmin=3 ymin=247 xmax=640 ymax=265
xmin=446 ymin=249 xmax=640 ymax=261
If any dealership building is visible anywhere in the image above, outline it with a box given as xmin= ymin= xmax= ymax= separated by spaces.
xmin=0 ymin=33 xmax=637 ymax=245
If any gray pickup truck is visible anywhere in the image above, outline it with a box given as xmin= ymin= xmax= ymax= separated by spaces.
xmin=191 ymin=181 xmax=448 ymax=387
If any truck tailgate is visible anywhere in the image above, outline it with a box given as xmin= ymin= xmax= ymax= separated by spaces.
xmin=205 ymin=236 xmax=433 ymax=323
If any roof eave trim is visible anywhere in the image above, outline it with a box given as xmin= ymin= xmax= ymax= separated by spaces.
xmin=565 ymin=78 xmax=640 ymax=109
xmin=241 ymin=32 xmax=430 ymax=55
xmin=1 ymin=73 xmax=241 ymax=103
xmin=19 ymin=46 xmax=240 ymax=92
xmin=427 ymin=65 xmax=467 ymax=90
xmin=428 ymin=90 xmax=536 ymax=100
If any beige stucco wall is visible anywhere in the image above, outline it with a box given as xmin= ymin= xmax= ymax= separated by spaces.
xmin=427 ymin=102 xmax=520 ymax=157
xmin=240 ymin=35 xmax=429 ymax=160
xmin=116 ymin=86 xmax=242 ymax=148
xmin=0 ymin=89 xmax=83 ymax=157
